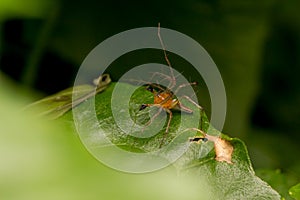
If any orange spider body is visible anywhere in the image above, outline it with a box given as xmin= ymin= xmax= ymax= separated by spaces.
xmin=154 ymin=91 xmax=179 ymax=110
xmin=139 ymin=84 xmax=196 ymax=134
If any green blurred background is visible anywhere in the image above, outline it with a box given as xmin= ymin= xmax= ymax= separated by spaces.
xmin=1 ymin=0 xmax=300 ymax=199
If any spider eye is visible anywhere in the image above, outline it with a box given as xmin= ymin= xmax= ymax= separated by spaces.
xmin=146 ymin=86 xmax=154 ymax=92
xmin=101 ymin=75 xmax=108 ymax=82
xmin=139 ymin=104 xmax=148 ymax=111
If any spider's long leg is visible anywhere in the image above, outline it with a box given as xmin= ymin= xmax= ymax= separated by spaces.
xmin=159 ymin=108 xmax=173 ymax=148
xmin=177 ymin=102 xmax=193 ymax=114
xmin=165 ymin=108 xmax=173 ymax=133
xmin=141 ymin=104 xmax=163 ymax=132
xmin=158 ymin=23 xmax=176 ymax=89
xmin=174 ymin=82 xmax=198 ymax=95
xmin=149 ymin=72 xmax=173 ymax=90
xmin=180 ymin=95 xmax=203 ymax=110
xmin=180 ymin=95 xmax=204 ymax=130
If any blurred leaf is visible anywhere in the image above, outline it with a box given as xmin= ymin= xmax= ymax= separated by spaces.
xmin=290 ymin=183 xmax=300 ymax=200
xmin=23 ymin=74 xmax=111 ymax=119
xmin=1 ymin=77 xmax=212 ymax=200
xmin=56 ymin=82 xmax=281 ymax=199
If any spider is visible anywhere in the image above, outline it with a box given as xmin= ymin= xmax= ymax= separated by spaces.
xmin=138 ymin=23 xmax=203 ymax=145
xmin=139 ymin=83 xmax=202 ymax=133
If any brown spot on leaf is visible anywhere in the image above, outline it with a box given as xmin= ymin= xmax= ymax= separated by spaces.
xmin=187 ymin=128 xmax=234 ymax=164
xmin=205 ymin=134 xmax=233 ymax=164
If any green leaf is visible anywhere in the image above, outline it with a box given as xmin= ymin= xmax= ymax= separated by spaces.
xmin=39 ymin=81 xmax=281 ymax=199
xmin=180 ymin=138 xmax=280 ymax=199
xmin=290 ymin=183 xmax=300 ymax=200
xmin=256 ymin=169 xmax=297 ymax=200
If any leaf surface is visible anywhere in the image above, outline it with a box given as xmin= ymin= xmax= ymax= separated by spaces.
xmin=53 ymin=82 xmax=281 ymax=199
